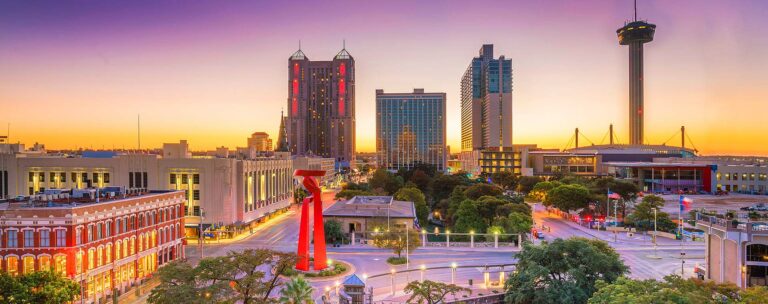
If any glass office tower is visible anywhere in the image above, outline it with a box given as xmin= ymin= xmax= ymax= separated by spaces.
xmin=376 ymin=89 xmax=446 ymax=172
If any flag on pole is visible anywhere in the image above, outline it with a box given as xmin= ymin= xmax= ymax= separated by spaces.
xmin=608 ymin=191 xmax=620 ymax=199
xmin=680 ymin=196 xmax=693 ymax=212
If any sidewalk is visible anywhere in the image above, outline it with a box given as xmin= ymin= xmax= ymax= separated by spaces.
xmin=116 ymin=277 xmax=161 ymax=304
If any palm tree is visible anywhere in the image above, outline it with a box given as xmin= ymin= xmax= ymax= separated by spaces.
xmin=279 ymin=276 xmax=314 ymax=304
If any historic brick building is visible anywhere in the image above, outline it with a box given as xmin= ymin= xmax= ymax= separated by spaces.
xmin=0 ymin=189 xmax=185 ymax=303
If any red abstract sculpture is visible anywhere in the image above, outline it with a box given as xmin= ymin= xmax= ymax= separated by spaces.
xmin=294 ymin=169 xmax=328 ymax=271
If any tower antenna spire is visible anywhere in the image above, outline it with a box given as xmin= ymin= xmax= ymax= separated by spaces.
xmin=634 ymin=0 xmax=638 ymax=21
xmin=299 ymin=40 xmax=301 ymax=50
xmin=343 ymin=39 xmax=346 ymax=49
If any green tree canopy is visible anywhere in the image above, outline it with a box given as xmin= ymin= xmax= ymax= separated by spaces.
xmin=529 ymin=181 xmax=563 ymax=202
xmin=505 ymin=238 xmax=629 ymax=304
xmin=476 ymin=195 xmax=509 ymax=226
xmin=453 ymin=199 xmax=488 ymax=235
xmin=494 ymin=211 xmax=533 ymax=235
xmin=490 ymin=171 xmax=518 ymax=190
xmin=623 ymin=195 xmax=676 ymax=232
xmin=372 ymin=229 xmax=421 ymax=258
xmin=517 ymin=176 xmax=542 ymax=193
xmin=464 ymin=183 xmax=503 ymax=200
xmin=445 ymin=186 xmax=468 ymax=225
xmin=0 ymin=271 xmax=80 ymax=304
xmin=404 ymin=280 xmax=471 ymax=304
xmin=588 ymin=275 xmax=753 ymax=304
xmin=324 ymin=219 xmax=347 ymax=244
xmin=545 ymin=184 xmax=592 ymax=212
xmin=431 ymin=174 xmax=470 ymax=205
xmin=497 ymin=202 xmax=532 ymax=218
xmin=368 ymin=169 xmax=404 ymax=195
xmin=395 ymin=187 xmax=429 ymax=227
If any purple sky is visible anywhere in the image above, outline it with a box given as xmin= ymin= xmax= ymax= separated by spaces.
xmin=1 ymin=0 xmax=767 ymax=155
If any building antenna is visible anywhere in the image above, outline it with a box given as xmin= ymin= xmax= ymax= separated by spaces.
xmin=299 ymin=40 xmax=301 ymax=50
xmin=634 ymin=0 xmax=638 ymax=21
xmin=343 ymin=39 xmax=346 ymax=49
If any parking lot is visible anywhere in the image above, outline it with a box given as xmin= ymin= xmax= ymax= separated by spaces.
xmin=655 ymin=193 xmax=768 ymax=216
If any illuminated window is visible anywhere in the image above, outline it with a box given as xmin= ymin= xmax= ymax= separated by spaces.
xmin=23 ymin=256 xmax=35 ymax=274
xmin=39 ymin=255 xmax=51 ymax=271
xmin=129 ymin=238 xmax=135 ymax=255
xmin=97 ymin=247 xmax=103 ymax=267
xmin=123 ymin=238 xmax=129 ymax=257
xmin=115 ymin=242 xmax=121 ymax=260
xmin=75 ymin=251 xmax=83 ymax=274
xmin=76 ymin=228 xmax=82 ymax=245
xmin=88 ymin=249 xmax=95 ymax=270
xmin=106 ymin=244 xmax=112 ymax=263
xmin=138 ymin=234 xmax=143 ymax=252
xmin=6 ymin=256 xmax=18 ymax=276
xmin=55 ymin=255 xmax=66 ymax=276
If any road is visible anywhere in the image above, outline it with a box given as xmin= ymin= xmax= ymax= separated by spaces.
xmin=174 ymin=196 xmax=705 ymax=302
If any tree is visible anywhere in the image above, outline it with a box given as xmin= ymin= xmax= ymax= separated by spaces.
xmin=545 ymin=184 xmax=592 ymax=212
xmin=0 ymin=271 xmax=80 ymax=304
xmin=494 ymin=211 xmax=533 ymax=235
xmin=740 ymin=286 xmax=768 ymax=304
xmin=369 ymin=169 xmax=403 ymax=195
xmin=324 ymin=219 xmax=347 ymax=244
xmin=335 ymin=189 xmax=374 ymax=200
xmin=373 ymin=229 xmax=421 ymax=258
xmin=149 ymin=249 xmax=297 ymax=304
xmin=588 ymin=275 xmax=748 ymax=304
xmin=476 ymin=196 xmax=509 ymax=226
xmin=505 ymin=238 xmax=628 ymax=304
xmin=463 ymin=183 xmax=502 ymax=200
xmin=404 ymin=280 xmax=471 ymax=304
xmin=517 ymin=176 xmax=542 ymax=194
xmin=490 ymin=171 xmax=518 ymax=190
xmin=409 ymin=169 xmax=433 ymax=197
xmin=497 ymin=203 xmax=531 ymax=218
xmin=279 ymin=276 xmax=314 ymax=304
xmin=453 ymin=199 xmax=488 ymax=238
xmin=623 ymin=195 xmax=670 ymax=231
xmin=293 ymin=187 xmax=308 ymax=204
xmin=394 ymin=187 xmax=429 ymax=228
xmin=342 ymin=182 xmax=370 ymax=191
xmin=431 ymin=174 xmax=470 ymax=204
xmin=528 ymin=181 xmax=563 ymax=202
xmin=444 ymin=186 xmax=468 ymax=224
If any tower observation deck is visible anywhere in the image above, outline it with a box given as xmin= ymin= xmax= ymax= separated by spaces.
xmin=617 ymin=18 xmax=656 ymax=145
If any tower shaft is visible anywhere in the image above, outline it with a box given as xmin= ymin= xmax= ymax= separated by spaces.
xmin=628 ymin=41 xmax=644 ymax=145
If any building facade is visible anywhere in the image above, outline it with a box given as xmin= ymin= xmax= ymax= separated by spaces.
xmin=697 ymin=214 xmax=768 ymax=288
xmin=287 ymin=47 xmax=355 ymax=169
xmin=376 ymin=89 xmax=446 ymax=172
xmin=0 ymin=190 xmax=185 ymax=303
xmin=292 ymin=156 xmax=337 ymax=188
xmin=460 ymin=44 xmax=513 ymax=175
xmin=0 ymin=141 xmax=295 ymax=236
xmin=248 ymin=132 xmax=273 ymax=152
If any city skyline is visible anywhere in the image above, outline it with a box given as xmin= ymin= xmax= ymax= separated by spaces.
xmin=2 ymin=1 xmax=768 ymax=156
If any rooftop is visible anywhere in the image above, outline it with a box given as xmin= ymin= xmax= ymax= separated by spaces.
xmin=323 ymin=196 xmax=415 ymax=218
xmin=0 ymin=188 xmax=179 ymax=210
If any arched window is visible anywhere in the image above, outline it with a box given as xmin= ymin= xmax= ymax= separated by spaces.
xmin=75 ymin=251 xmax=83 ymax=274
xmin=138 ymin=234 xmax=143 ymax=252
xmin=38 ymin=255 xmax=51 ymax=271
xmin=115 ymin=241 xmax=121 ymax=260
xmin=88 ymin=249 xmax=95 ymax=270
xmin=106 ymin=244 xmax=112 ymax=263
xmin=54 ymin=254 xmax=66 ymax=276
xmin=6 ymin=256 xmax=19 ymax=276
xmin=22 ymin=256 xmax=35 ymax=274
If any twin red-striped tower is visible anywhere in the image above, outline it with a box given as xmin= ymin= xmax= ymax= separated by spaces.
xmin=294 ymin=169 xmax=328 ymax=271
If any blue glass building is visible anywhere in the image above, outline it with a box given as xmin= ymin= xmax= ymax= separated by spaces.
xmin=376 ymin=89 xmax=446 ymax=172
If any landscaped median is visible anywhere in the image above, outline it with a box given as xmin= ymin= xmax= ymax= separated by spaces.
xmin=282 ymin=258 xmax=355 ymax=281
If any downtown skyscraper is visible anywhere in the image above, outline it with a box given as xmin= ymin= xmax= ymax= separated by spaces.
xmin=461 ymin=44 xmax=512 ymax=151
xmin=376 ymin=89 xmax=446 ymax=172
xmin=286 ymin=47 xmax=355 ymax=168
xmin=459 ymin=45 xmax=514 ymax=175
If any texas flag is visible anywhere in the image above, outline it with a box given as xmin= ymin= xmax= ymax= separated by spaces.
xmin=680 ymin=196 xmax=693 ymax=212
xmin=608 ymin=191 xmax=621 ymax=200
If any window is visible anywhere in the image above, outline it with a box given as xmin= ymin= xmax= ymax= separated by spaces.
xmin=76 ymin=228 xmax=82 ymax=245
xmin=55 ymin=255 xmax=66 ymax=275
xmin=97 ymin=247 xmax=103 ymax=267
xmin=116 ymin=219 xmax=121 ymax=234
xmin=97 ymin=224 xmax=102 ymax=240
xmin=56 ymin=230 xmax=66 ymax=247
xmin=115 ymin=242 xmax=121 ymax=260
xmin=50 ymin=172 xmax=56 ymax=182
xmin=106 ymin=244 xmax=112 ymax=263
xmin=88 ymin=249 xmax=95 ymax=270
xmin=28 ymin=172 xmax=34 ymax=182
xmin=23 ymin=256 xmax=35 ymax=274
xmin=60 ymin=172 xmax=66 ymax=182
xmin=40 ymin=230 xmax=50 ymax=247
xmin=88 ymin=226 xmax=94 ymax=242
xmin=105 ymin=222 xmax=111 ymax=237
xmin=129 ymin=172 xmax=134 ymax=188
xmin=24 ymin=230 xmax=34 ymax=247
xmin=170 ymin=173 xmax=176 ymax=184
xmin=193 ymin=190 xmax=200 ymax=200
xmin=193 ymin=174 xmax=200 ymax=184
xmin=6 ymin=256 xmax=18 ymax=276
xmin=39 ymin=255 xmax=51 ymax=271
xmin=182 ymin=174 xmax=188 ymax=184
xmin=104 ymin=173 xmax=110 ymax=183
xmin=75 ymin=251 xmax=83 ymax=274
xmin=7 ymin=230 xmax=18 ymax=247
xmin=93 ymin=173 xmax=99 ymax=183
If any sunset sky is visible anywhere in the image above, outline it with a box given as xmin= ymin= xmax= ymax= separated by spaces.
xmin=1 ymin=0 xmax=767 ymax=156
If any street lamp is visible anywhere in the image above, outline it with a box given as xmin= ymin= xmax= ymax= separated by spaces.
xmin=420 ymin=264 xmax=426 ymax=282
xmin=470 ymin=230 xmax=475 ymax=248
xmin=390 ymin=269 xmax=396 ymax=296
xmin=446 ymin=230 xmax=451 ymax=248
xmin=451 ymin=262 xmax=457 ymax=284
